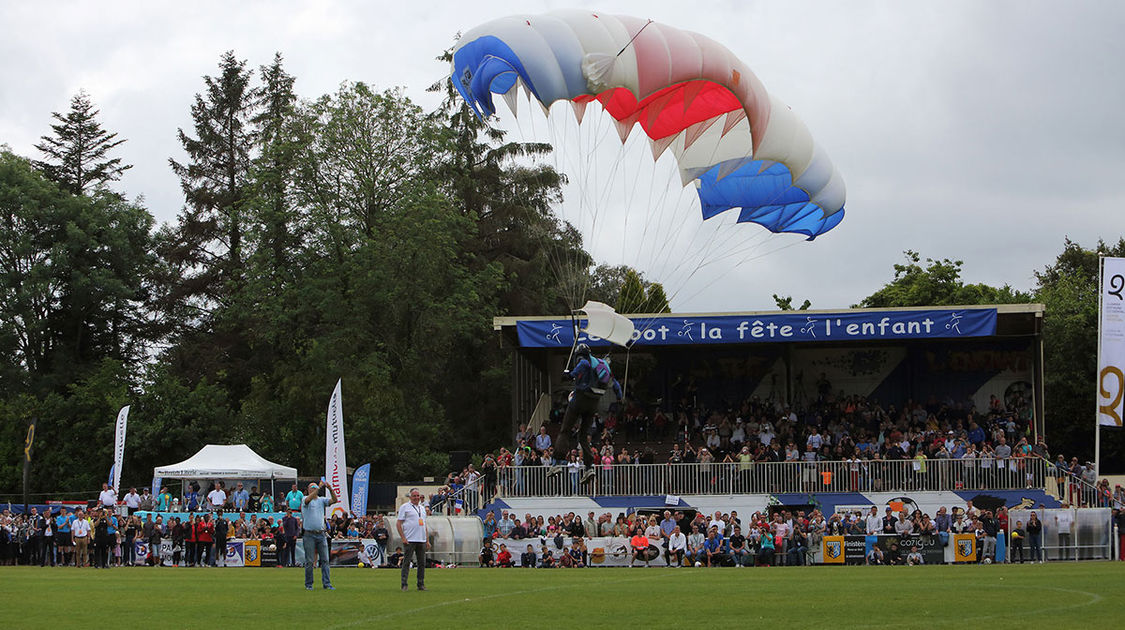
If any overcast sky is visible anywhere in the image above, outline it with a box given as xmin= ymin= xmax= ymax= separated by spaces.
xmin=2 ymin=1 xmax=1122 ymax=313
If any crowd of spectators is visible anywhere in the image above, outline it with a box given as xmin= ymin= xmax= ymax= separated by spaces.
xmin=448 ymin=378 xmax=1121 ymax=508
xmin=0 ymin=481 xmax=400 ymax=568
xmin=474 ymin=499 xmax=1125 ymax=567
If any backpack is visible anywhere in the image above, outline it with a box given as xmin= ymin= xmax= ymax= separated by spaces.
xmin=589 ymin=357 xmax=613 ymax=393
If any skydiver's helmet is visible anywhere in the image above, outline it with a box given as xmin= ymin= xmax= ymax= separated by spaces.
xmin=575 ymin=343 xmax=591 ymax=360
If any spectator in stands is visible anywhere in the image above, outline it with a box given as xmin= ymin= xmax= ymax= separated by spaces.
xmin=686 ymin=525 xmax=705 ymax=566
xmin=866 ymin=543 xmax=885 ymax=565
xmin=728 ymin=526 xmax=748 ymax=567
xmin=906 ymin=545 xmax=924 ymax=565
xmin=666 ymin=525 xmax=686 ymax=567
xmin=1026 ymin=511 xmax=1043 ymax=563
xmin=980 ymin=510 xmax=999 ymax=562
xmin=756 ymin=527 xmax=775 ymax=566
xmin=630 ymin=527 xmax=651 ymax=567
xmin=702 ymin=527 xmax=724 ymax=567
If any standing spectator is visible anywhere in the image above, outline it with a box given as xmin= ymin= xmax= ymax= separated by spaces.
xmin=285 ymin=484 xmax=304 ymax=512
xmin=534 ymin=426 xmax=552 ymax=452
xmin=92 ymin=510 xmax=112 ymax=569
xmin=123 ymin=515 xmax=138 ymax=566
xmin=301 ymin=482 xmax=336 ymax=590
xmin=123 ymin=488 xmax=142 ymax=515
xmin=156 ymin=487 xmax=172 ymax=513
xmin=148 ymin=515 xmax=164 ymax=565
xmin=139 ymin=488 xmax=154 ymax=512
xmin=980 ymin=510 xmax=999 ymax=562
xmin=686 ymin=525 xmax=705 ymax=566
xmin=71 ymin=509 xmax=91 ymax=567
xmin=1010 ymin=520 xmax=1027 ymax=564
xmin=55 ymin=508 xmax=72 ymax=566
xmin=208 ymin=483 xmax=227 ymax=511
xmin=214 ymin=512 xmax=229 ymax=567
xmin=260 ymin=491 xmax=275 ymax=513
xmin=195 ymin=514 xmax=215 ymax=567
xmin=865 ymin=506 xmax=882 ymax=536
xmin=231 ymin=483 xmax=249 ymax=512
xmin=248 ymin=486 xmax=261 ymax=512
xmin=183 ymin=515 xmax=197 ymax=566
xmin=99 ymin=483 xmax=117 ymax=509
xmin=396 ymin=488 xmax=429 ymax=591
xmin=281 ymin=509 xmax=300 ymax=568
xmin=1027 ymin=511 xmax=1044 ymax=563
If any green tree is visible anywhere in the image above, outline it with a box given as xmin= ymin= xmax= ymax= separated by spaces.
xmin=857 ymin=250 xmax=1031 ymax=307
xmin=33 ymin=90 xmax=132 ymax=195
xmin=617 ymin=269 xmax=648 ymax=313
xmin=773 ymin=294 xmax=811 ymax=311
xmin=0 ymin=151 xmax=153 ymax=396
xmin=1033 ymin=238 xmax=1125 ymax=471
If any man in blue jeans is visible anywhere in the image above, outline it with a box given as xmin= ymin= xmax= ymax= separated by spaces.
xmin=301 ymin=481 xmax=336 ymax=590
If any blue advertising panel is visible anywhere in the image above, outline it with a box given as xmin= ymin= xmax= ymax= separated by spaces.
xmin=515 ymin=309 xmax=997 ymax=349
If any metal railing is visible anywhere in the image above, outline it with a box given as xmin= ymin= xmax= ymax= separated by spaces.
xmin=493 ymin=458 xmax=1050 ymax=498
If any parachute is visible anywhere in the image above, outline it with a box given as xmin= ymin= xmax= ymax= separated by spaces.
xmin=451 ymin=11 xmax=846 ymax=243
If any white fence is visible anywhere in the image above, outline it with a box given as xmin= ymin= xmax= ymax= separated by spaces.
xmin=488 ymin=458 xmax=1051 ymax=498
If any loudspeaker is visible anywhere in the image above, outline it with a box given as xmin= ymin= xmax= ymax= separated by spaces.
xmin=449 ymin=450 xmax=471 ymax=473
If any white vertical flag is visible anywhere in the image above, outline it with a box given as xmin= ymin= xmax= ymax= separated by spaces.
xmin=113 ymin=405 xmax=129 ymax=492
xmin=325 ymin=379 xmax=350 ymax=516
xmin=1098 ymin=257 xmax=1125 ymax=427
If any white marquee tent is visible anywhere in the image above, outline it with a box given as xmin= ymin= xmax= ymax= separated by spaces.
xmin=153 ymin=444 xmax=297 ymax=480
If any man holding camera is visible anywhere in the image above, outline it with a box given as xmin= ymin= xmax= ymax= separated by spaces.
xmin=301 ymin=481 xmax=336 ymax=590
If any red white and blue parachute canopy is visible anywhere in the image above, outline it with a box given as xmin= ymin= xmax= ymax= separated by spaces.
xmin=451 ymin=11 xmax=845 ymax=240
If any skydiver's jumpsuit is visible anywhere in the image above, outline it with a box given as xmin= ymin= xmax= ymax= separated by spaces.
xmin=555 ymin=357 xmax=622 ymax=468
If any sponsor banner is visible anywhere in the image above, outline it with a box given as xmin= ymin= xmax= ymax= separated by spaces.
xmin=351 ymin=463 xmax=371 ymax=516
xmin=1099 ymin=257 xmax=1125 ymax=427
xmin=516 ymin=309 xmax=998 ymax=348
xmin=953 ymin=533 xmax=977 ymax=563
xmin=822 ymin=535 xmax=845 ymax=564
xmin=243 ymin=540 xmax=260 ymax=567
xmin=112 ymin=406 xmax=129 ymax=493
xmin=226 ymin=540 xmax=246 ymax=567
xmin=151 ymin=476 xmax=162 ymax=499
xmin=325 ymin=379 xmax=350 ymax=517
xmin=133 ymin=541 xmax=149 ymax=566
xmin=160 ymin=540 xmax=175 ymax=567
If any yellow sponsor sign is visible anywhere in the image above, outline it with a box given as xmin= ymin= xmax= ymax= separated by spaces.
xmin=953 ymin=534 xmax=976 ymax=563
xmin=822 ymin=535 xmax=845 ymax=564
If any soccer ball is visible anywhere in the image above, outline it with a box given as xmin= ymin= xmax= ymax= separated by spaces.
xmin=357 ymin=562 xmax=365 ymax=568
xmin=982 ymin=557 xmax=992 ymax=565
xmin=694 ymin=561 xmax=702 ymax=567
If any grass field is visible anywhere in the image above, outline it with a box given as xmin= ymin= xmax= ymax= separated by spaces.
xmin=1 ymin=563 xmax=1122 ymax=628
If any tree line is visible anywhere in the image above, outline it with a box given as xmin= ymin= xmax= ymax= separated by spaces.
xmin=0 ymin=50 xmax=1119 ymax=497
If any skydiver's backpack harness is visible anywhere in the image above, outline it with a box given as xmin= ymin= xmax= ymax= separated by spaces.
xmin=587 ymin=356 xmax=613 ymax=395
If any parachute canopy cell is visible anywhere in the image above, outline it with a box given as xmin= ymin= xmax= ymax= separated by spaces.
xmin=579 ymin=300 xmax=635 ymax=347
xmin=451 ymin=10 xmax=845 ymax=240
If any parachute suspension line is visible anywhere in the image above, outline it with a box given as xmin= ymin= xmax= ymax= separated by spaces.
xmin=621 ymin=346 xmax=632 ymax=402
xmin=617 ymin=19 xmax=655 ymax=57
xmin=671 ymin=238 xmax=803 ymax=308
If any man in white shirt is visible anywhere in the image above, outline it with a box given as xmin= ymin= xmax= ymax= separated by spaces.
xmin=397 ymin=488 xmax=430 ymax=591
xmin=71 ymin=509 xmax=92 ymax=567
xmin=208 ymin=483 xmax=227 ymax=510
xmin=1055 ymin=508 xmax=1074 ymax=561
xmin=666 ymin=525 xmax=686 ymax=566
xmin=865 ymin=506 xmax=883 ymax=535
xmin=98 ymin=483 xmax=117 ymax=508
xmin=123 ymin=488 xmax=142 ymax=514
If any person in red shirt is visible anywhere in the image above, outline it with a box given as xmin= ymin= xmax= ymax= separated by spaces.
xmin=496 ymin=543 xmax=513 ymax=567
xmin=184 ymin=515 xmax=197 ymax=567
xmin=195 ymin=515 xmax=215 ymax=566
xmin=629 ymin=528 xmax=650 ymax=567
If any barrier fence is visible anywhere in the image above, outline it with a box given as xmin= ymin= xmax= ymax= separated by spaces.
xmin=487 ymin=458 xmax=1050 ymax=499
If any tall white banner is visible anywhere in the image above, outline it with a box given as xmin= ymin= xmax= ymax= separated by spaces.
xmin=1099 ymin=257 xmax=1125 ymax=427
xmin=325 ymin=379 xmax=350 ymax=516
xmin=113 ymin=405 xmax=129 ymax=492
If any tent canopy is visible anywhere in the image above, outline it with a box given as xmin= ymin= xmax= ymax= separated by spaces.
xmin=153 ymin=444 xmax=297 ymax=480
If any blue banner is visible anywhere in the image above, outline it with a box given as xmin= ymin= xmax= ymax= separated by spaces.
xmin=107 ymin=464 xmax=114 ymax=488
xmin=151 ymin=476 xmax=162 ymax=497
xmin=516 ymin=309 xmax=997 ymax=348
xmin=351 ymin=463 xmax=371 ymax=516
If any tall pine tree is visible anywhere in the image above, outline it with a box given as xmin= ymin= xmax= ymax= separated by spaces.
xmin=34 ymin=90 xmax=131 ymax=195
